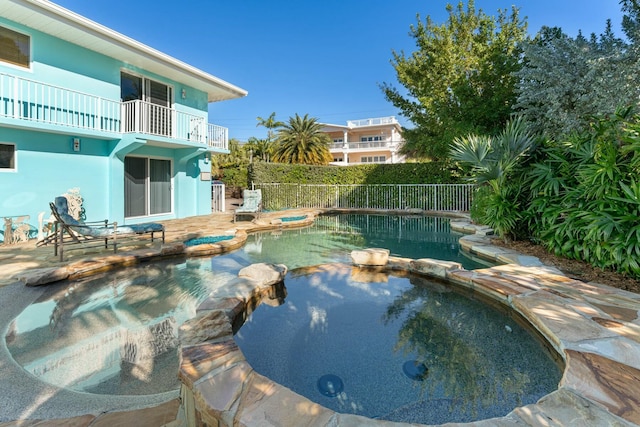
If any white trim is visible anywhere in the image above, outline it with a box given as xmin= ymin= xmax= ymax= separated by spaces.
xmin=0 ymin=142 xmax=17 ymax=173
xmin=5 ymin=0 xmax=247 ymax=102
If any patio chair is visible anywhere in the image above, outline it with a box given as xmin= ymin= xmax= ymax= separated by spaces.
xmin=233 ymin=189 xmax=262 ymax=223
xmin=46 ymin=196 xmax=165 ymax=261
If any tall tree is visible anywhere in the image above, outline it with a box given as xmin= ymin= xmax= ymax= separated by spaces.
xmin=514 ymin=23 xmax=637 ymax=140
xmin=273 ymin=114 xmax=333 ymax=165
xmin=256 ymin=112 xmax=284 ymax=144
xmin=380 ymin=0 xmax=527 ymax=160
xmin=244 ymin=137 xmax=273 ymax=162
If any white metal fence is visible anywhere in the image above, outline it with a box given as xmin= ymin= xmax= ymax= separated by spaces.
xmin=253 ymin=183 xmax=475 ymax=212
xmin=212 ymin=182 xmax=225 ymax=212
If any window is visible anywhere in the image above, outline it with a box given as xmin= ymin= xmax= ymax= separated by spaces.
xmin=360 ymin=155 xmax=386 ymax=163
xmin=124 ymin=156 xmax=172 ymax=217
xmin=333 ymin=138 xmax=343 ymax=143
xmin=360 ymin=135 xmax=385 ymax=142
xmin=0 ymin=26 xmax=30 ymax=68
xmin=0 ymin=143 xmax=15 ymax=170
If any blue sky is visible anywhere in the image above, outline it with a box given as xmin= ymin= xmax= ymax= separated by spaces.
xmin=54 ymin=0 xmax=624 ymax=142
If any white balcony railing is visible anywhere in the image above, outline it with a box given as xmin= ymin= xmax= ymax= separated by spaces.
xmin=0 ymin=73 xmax=228 ymax=149
xmin=346 ymin=116 xmax=398 ymax=127
xmin=329 ymin=140 xmax=397 ymax=150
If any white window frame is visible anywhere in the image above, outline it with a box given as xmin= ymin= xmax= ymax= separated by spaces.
xmin=0 ymin=143 xmax=17 ymax=172
xmin=360 ymin=135 xmax=385 ymax=142
xmin=360 ymin=155 xmax=386 ymax=163
xmin=0 ymin=25 xmax=32 ymax=70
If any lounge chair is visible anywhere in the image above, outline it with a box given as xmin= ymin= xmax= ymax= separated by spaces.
xmin=45 ymin=196 xmax=165 ymax=261
xmin=233 ymin=189 xmax=262 ymax=223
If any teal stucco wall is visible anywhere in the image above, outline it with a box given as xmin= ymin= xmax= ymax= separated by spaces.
xmin=0 ymin=16 xmax=219 ymax=239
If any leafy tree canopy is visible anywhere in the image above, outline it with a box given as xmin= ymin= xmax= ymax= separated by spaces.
xmin=514 ymin=21 xmax=640 ymax=140
xmin=381 ymin=0 xmax=527 ymax=160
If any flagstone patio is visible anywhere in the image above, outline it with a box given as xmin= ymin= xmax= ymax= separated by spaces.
xmin=0 ymin=211 xmax=638 ymax=426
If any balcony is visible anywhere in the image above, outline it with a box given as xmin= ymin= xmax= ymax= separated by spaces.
xmin=346 ymin=116 xmax=398 ymax=128
xmin=329 ymin=140 xmax=396 ymax=150
xmin=0 ymin=73 xmax=228 ymax=150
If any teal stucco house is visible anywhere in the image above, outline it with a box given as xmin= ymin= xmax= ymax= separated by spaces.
xmin=0 ymin=0 xmax=247 ymax=236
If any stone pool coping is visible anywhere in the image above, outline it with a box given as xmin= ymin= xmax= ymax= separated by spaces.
xmin=3 ymin=211 xmax=640 ymax=426
xmin=176 ymin=220 xmax=640 ymax=426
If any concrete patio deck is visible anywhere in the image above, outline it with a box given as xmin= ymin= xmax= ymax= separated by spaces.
xmin=0 ymin=210 xmax=639 ymax=426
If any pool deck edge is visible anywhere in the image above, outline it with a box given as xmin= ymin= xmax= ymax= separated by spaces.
xmin=1 ymin=211 xmax=639 ymax=426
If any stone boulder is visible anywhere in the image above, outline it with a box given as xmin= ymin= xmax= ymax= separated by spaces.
xmin=350 ymin=248 xmax=390 ymax=267
xmin=238 ymin=263 xmax=287 ymax=287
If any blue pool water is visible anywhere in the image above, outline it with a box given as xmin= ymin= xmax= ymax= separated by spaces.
xmin=235 ymin=265 xmax=562 ymax=424
xmin=6 ymin=214 xmax=526 ymax=403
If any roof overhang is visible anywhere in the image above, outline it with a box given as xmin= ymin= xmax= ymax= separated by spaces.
xmin=4 ymin=0 xmax=248 ymax=103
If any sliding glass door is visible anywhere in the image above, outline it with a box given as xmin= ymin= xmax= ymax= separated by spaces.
xmin=125 ymin=156 xmax=172 ymax=218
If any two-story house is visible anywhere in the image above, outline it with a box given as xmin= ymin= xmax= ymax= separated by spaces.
xmin=0 ymin=0 xmax=246 ymax=237
xmin=321 ymin=116 xmax=406 ymax=166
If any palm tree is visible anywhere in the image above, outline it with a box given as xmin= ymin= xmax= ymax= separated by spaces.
xmin=449 ymin=116 xmax=537 ymax=240
xmin=256 ymin=112 xmax=284 ymax=144
xmin=450 ymin=116 xmax=535 ymax=193
xmin=244 ymin=137 xmax=274 ymax=162
xmin=272 ymin=114 xmax=333 ymax=165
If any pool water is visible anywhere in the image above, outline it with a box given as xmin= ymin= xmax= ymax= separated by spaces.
xmin=235 ymin=265 xmax=562 ymax=424
xmin=6 ymin=214 xmax=491 ymax=396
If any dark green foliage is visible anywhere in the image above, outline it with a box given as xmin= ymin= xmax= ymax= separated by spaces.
xmin=450 ymin=116 xmax=536 ymax=240
xmin=526 ymin=108 xmax=640 ymax=277
xmin=248 ymin=162 xmax=461 ymax=186
xmin=217 ymin=165 xmax=247 ymax=188
xmin=469 ymin=185 xmax=492 ymax=224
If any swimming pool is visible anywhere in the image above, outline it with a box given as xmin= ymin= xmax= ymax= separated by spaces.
xmin=6 ymin=214 xmax=488 ymax=395
xmin=234 ymin=264 xmax=562 ymax=424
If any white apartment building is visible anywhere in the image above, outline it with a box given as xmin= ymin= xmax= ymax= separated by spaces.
xmin=321 ymin=116 xmax=406 ymax=165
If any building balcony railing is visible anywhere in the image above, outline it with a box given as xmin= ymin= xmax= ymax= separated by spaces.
xmin=346 ymin=116 xmax=398 ymax=127
xmin=330 ymin=140 xmax=399 ymax=150
xmin=0 ymin=73 xmax=228 ymax=150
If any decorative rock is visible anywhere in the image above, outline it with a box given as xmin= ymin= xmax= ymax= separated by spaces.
xmin=19 ymin=267 xmax=70 ymax=286
xmin=350 ymin=248 xmax=390 ymax=267
xmin=197 ymin=297 xmax=244 ymax=320
xmin=179 ymin=340 xmax=244 ymax=389
xmin=160 ymin=242 xmax=185 ymax=256
xmin=410 ymin=258 xmax=462 ymax=279
xmin=238 ymin=263 xmax=287 ymax=287
xmin=179 ymin=310 xmax=233 ymax=346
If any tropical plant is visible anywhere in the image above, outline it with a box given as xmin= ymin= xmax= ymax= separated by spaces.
xmin=256 ymin=112 xmax=284 ymax=144
xmin=244 ymin=137 xmax=274 ymax=162
xmin=272 ymin=114 xmax=333 ymax=165
xmin=380 ymin=0 xmax=527 ymax=160
xmin=525 ymin=107 xmax=640 ymax=277
xmin=450 ymin=116 xmax=536 ymax=240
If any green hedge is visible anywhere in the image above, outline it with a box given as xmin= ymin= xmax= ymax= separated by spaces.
xmin=216 ymin=165 xmax=247 ymax=188
xmin=247 ymin=162 xmax=461 ymax=186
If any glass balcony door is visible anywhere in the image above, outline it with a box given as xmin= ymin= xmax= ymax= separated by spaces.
xmin=121 ymin=72 xmax=173 ymax=137
xmin=125 ymin=156 xmax=172 ymax=218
